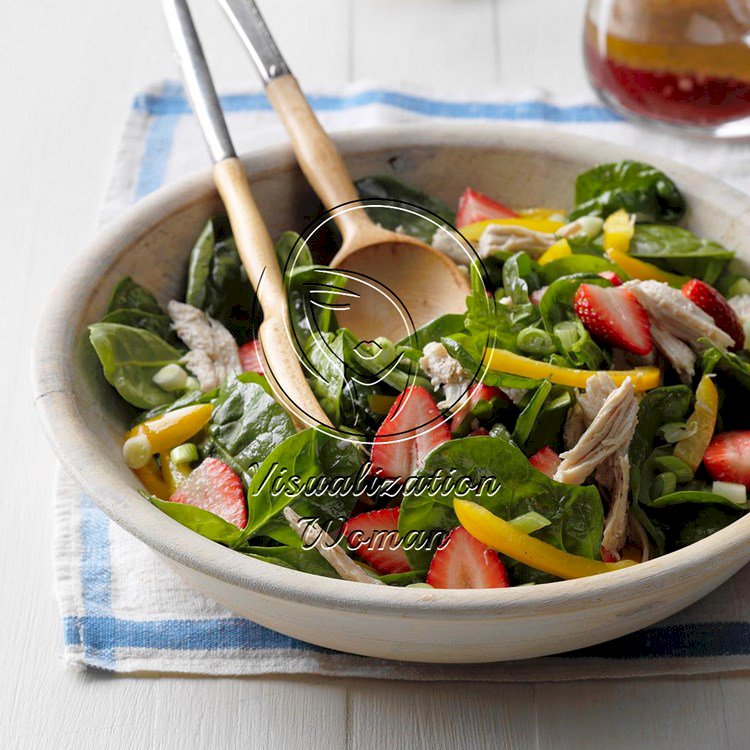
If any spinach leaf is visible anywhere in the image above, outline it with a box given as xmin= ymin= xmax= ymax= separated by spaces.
xmin=513 ymin=380 xmax=552 ymax=449
xmin=502 ymin=252 xmax=540 ymax=307
xmin=570 ymin=160 xmax=686 ymax=223
xmin=304 ymin=330 xmax=347 ymax=427
xmin=275 ymin=230 xmax=313 ymax=268
xmin=101 ymin=308 xmax=180 ymax=347
xmin=650 ymin=489 xmax=749 ymax=510
xmin=106 ymin=277 xmax=163 ymax=316
xmin=630 ymin=225 xmax=734 ymax=283
xmin=186 ymin=216 xmax=260 ymax=343
xmin=242 ymin=428 xmax=362 ymax=546
xmin=629 ymin=386 xmax=692 ymax=503
xmin=398 ymin=436 xmax=603 ymax=570
xmin=397 ymin=313 xmax=466 ymax=351
xmin=203 ymin=374 xmax=296 ymax=484
xmin=243 ymin=543 xmax=341 ymax=579
xmin=670 ymin=505 xmax=742 ymax=550
xmin=539 ymin=255 xmax=620 ymax=285
xmin=285 ymin=264 xmax=344 ymax=344
xmin=702 ymin=342 xmax=750 ymax=391
xmin=133 ymin=372 xmax=269 ymax=425
xmin=148 ymin=494 xmax=246 ymax=546
xmin=89 ymin=323 xmax=183 ymax=409
xmin=523 ymin=386 xmax=574 ymax=455
xmin=355 ymin=175 xmax=456 ymax=243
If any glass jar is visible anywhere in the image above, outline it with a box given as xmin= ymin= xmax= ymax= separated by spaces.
xmin=584 ymin=0 xmax=750 ymax=136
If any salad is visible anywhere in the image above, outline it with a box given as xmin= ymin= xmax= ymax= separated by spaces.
xmin=90 ymin=160 xmax=750 ymax=589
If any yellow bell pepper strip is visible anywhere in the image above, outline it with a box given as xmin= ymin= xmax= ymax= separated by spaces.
xmin=538 ymin=238 xmax=572 ymax=266
xmin=673 ymin=374 xmax=719 ymax=472
xmin=602 ymin=209 xmax=635 ymax=253
xmin=518 ymin=207 xmax=567 ymax=221
xmin=460 ymin=217 xmax=565 ymax=243
xmin=135 ymin=457 xmax=171 ymax=500
xmin=605 ymin=248 xmax=688 ymax=287
xmin=124 ymin=403 xmax=213 ymax=456
xmin=483 ymin=348 xmax=661 ymax=392
xmin=454 ymin=499 xmax=637 ymax=579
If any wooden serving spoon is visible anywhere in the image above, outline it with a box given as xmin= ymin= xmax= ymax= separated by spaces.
xmin=220 ymin=0 xmax=471 ymax=342
xmin=163 ymin=0 xmax=332 ymax=429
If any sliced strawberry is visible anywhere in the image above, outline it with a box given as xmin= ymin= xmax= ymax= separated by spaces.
xmin=450 ymin=383 xmax=508 ymax=435
xmin=341 ymin=507 xmax=411 ymax=574
xmin=703 ymin=431 xmax=750 ymax=488
xmin=427 ymin=526 xmax=510 ymax=589
xmin=238 ymin=339 xmax=265 ymax=374
xmin=682 ymin=279 xmax=744 ymax=350
xmin=529 ymin=446 xmax=561 ymax=478
xmin=573 ymin=283 xmax=653 ymax=355
xmin=169 ymin=457 xmax=247 ymax=528
xmin=371 ymin=386 xmax=451 ymax=479
xmin=598 ymin=270 xmax=624 ymax=287
xmin=456 ymin=187 xmax=519 ymax=227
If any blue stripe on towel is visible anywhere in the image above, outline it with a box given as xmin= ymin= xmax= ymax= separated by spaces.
xmin=132 ymin=87 xmax=621 ymax=123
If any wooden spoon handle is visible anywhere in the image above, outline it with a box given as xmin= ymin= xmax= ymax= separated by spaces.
xmin=265 ymin=74 xmax=373 ymax=241
xmin=213 ymin=157 xmax=332 ymax=428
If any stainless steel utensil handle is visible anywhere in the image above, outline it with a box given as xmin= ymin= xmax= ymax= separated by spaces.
xmin=218 ymin=0 xmax=291 ymax=83
xmin=162 ymin=0 xmax=236 ymax=162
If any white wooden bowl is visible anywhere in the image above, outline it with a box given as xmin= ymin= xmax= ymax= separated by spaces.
xmin=32 ymin=124 xmax=750 ymax=663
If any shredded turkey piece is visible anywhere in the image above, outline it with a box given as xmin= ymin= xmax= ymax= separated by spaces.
xmin=556 ymin=374 xmax=639 ymax=557
xmin=430 ymin=226 xmax=469 ymax=265
xmin=623 ymin=280 xmax=733 ymax=383
xmin=477 ymin=224 xmax=556 ymax=259
xmin=283 ymin=507 xmax=382 ymax=585
xmin=419 ymin=341 xmax=471 ymax=409
xmin=167 ymin=301 xmax=241 ymax=392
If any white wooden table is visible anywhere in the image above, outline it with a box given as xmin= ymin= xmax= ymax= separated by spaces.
xmin=3 ymin=0 xmax=748 ymax=746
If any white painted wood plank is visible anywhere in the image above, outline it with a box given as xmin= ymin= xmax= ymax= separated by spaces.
xmin=494 ymin=0 xmax=591 ymax=96
xmin=347 ymin=679 xmax=537 ymax=750
xmin=533 ymin=677 xmax=730 ymax=750
xmin=352 ymin=0 xmax=498 ymax=89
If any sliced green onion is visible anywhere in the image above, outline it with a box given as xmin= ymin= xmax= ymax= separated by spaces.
xmin=184 ymin=376 xmax=201 ymax=392
xmin=553 ymin=321 xmax=580 ymax=353
xmin=563 ymin=216 xmax=603 ymax=241
xmin=508 ymin=511 xmax=552 ymax=535
xmin=170 ymin=442 xmax=198 ymax=465
xmin=729 ymin=278 xmax=750 ymax=298
xmin=517 ymin=327 xmax=555 ymax=356
xmin=123 ymin=434 xmax=152 ymax=469
xmin=659 ymin=421 xmax=697 ymax=444
xmin=406 ymin=583 xmax=433 ymax=589
xmin=653 ymin=455 xmax=694 ymax=484
xmin=153 ymin=363 xmax=188 ymax=392
xmin=652 ymin=472 xmax=677 ymax=499
xmin=712 ymin=481 xmax=748 ymax=506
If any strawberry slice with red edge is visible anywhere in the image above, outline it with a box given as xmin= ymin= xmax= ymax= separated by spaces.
xmin=427 ymin=526 xmax=510 ymax=589
xmin=529 ymin=446 xmax=561 ymax=478
xmin=573 ymin=283 xmax=653 ymax=356
xmin=169 ymin=457 xmax=247 ymax=529
xmin=371 ymin=386 xmax=451 ymax=479
xmin=703 ymin=431 xmax=750 ymax=489
xmin=456 ymin=187 xmax=519 ymax=227
xmin=598 ymin=270 xmax=624 ymax=287
xmin=341 ymin=507 xmax=411 ymax=574
xmin=450 ymin=383 xmax=508 ymax=435
xmin=238 ymin=339 xmax=265 ymax=374
xmin=682 ymin=279 xmax=744 ymax=350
